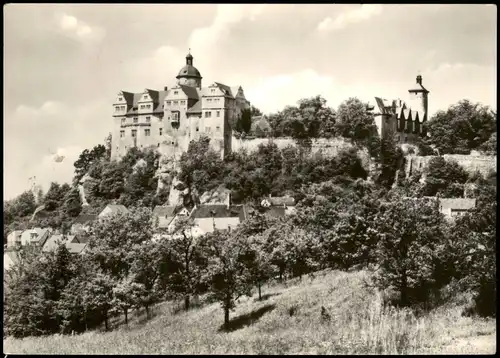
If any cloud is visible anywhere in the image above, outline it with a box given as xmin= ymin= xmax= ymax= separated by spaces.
xmin=4 ymin=99 xmax=111 ymax=200
xmin=317 ymin=5 xmax=383 ymax=32
xmin=56 ymin=13 xmax=105 ymax=42
xmin=188 ymin=4 xmax=268 ymax=69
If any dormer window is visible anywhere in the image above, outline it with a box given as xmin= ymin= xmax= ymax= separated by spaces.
xmin=133 ymin=117 xmax=138 ymax=124
xmin=211 ymin=89 xmax=215 ymax=93
xmin=121 ymin=118 xmax=126 ymax=125
xmin=144 ymin=94 xmax=149 ymax=99
xmin=173 ymin=101 xmax=179 ymax=105
xmin=146 ymin=116 xmax=151 ymax=123
xmin=174 ymin=91 xmax=178 ymax=95
xmin=180 ymin=100 xmax=186 ymax=105
xmin=115 ymin=106 xmax=121 ymax=111
xmin=166 ymin=101 xmax=171 ymax=105
xmin=118 ymin=97 xmax=123 ymax=101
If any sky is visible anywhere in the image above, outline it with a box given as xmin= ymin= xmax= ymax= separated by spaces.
xmin=3 ymin=4 xmax=497 ymax=200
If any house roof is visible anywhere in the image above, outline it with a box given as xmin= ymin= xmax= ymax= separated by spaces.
xmin=153 ymin=205 xmax=177 ymax=217
xmin=66 ymin=243 xmax=87 ymax=254
xmin=4 ymin=251 xmax=20 ymax=265
xmin=187 ymin=100 xmax=202 ymax=114
xmin=191 ymin=205 xmax=243 ymax=219
xmin=439 ymin=198 xmax=476 ymax=211
xmin=251 ymin=116 xmax=271 ymax=133
xmin=73 ymin=214 xmax=97 ymax=224
xmin=101 ymin=204 xmax=129 ymax=215
xmin=213 ymin=82 xmax=234 ymax=97
xmin=268 ymin=196 xmax=296 ymax=207
xmin=42 ymin=235 xmax=73 ymax=252
xmin=180 ymin=85 xmax=199 ymax=100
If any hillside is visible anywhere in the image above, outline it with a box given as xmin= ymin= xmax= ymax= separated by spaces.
xmin=4 ymin=269 xmax=495 ymax=355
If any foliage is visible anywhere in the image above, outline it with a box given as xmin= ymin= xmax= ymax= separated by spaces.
xmin=73 ymin=144 xmax=108 ymax=184
xmin=334 ymin=97 xmax=378 ymax=146
xmin=156 ymin=217 xmax=208 ymax=310
xmin=421 ymin=157 xmax=469 ymax=197
xmin=202 ymin=229 xmax=256 ymax=329
xmin=479 ymin=132 xmax=496 ymax=155
xmin=372 ymin=197 xmax=447 ymax=307
xmin=425 ymin=100 xmax=496 ymax=155
xmin=178 ymin=137 xmax=225 ymax=196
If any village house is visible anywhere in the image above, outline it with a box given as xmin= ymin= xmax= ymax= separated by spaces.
xmin=98 ymin=204 xmax=130 ymax=219
xmin=438 ymin=198 xmax=477 ymax=219
xmin=4 ymin=249 xmax=19 ymax=272
xmin=261 ymin=195 xmax=296 ymax=216
xmin=42 ymin=234 xmax=86 ymax=254
xmin=70 ymin=213 xmax=97 ymax=235
xmin=6 ymin=230 xmax=23 ymax=248
xmin=19 ymin=227 xmax=52 ymax=247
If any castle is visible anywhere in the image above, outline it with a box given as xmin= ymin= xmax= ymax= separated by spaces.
xmin=369 ymin=74 xmax=429 ymax=145
xmin=111 ymin=51 xmax=251 ymax=161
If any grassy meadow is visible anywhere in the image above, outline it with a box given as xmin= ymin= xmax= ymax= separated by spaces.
xmin=4 ymin=269 xmax=496 ymax=355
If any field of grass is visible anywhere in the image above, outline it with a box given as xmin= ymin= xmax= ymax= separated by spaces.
xmin=4 ymin=269 xmax=496 ymax=354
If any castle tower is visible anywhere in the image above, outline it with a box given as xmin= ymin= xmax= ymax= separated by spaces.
xmin=408 ymin=74 xmax=429 ymax=122
xmin=176 ymin=50 xmax=202 ymax=88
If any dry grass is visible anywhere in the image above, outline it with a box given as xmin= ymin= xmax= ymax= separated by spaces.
xmin=4 ymin=269 xmax=496 ymax=354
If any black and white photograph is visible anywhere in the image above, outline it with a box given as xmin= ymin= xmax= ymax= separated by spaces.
xmin=3 ymin=3 xmax=496 ymax=354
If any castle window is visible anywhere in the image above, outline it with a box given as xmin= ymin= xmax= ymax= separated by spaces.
xmin=146 ymin=116 xmax=151 ymax=123
xmin=404 ymin=136 xmax=408 ymax=143
xmin=211 ymin=89 xmax=215 ymax=93
xmin=144 ymin=95 xmax=149 ymax=99
xmin=120 ymin=130 xmax=125 ymax=138
xmin=172 ymin=112 xmax=179 ymax=122
xmin=131 ymin=129 xmax=137 ymax=137
xmin=174 ymin=101 xmax=179 ymax=105
xmin=216 ymin=111 xmax=220 ymax=117
xmin=196 ymin=127 xmax=199 ymax=132
xmin=174 ymin=91 xmax=178 ymax=95
xmin=118 ymin=97 xmax=123 ymax=101
xmin=115 ymin=106 xmax=120 ymax=111
xmin=140 ymin=105 xmax=145 ymax=109
xmin=181 ymin=100 xmax=186 ymax=105
xmin=207 ymin=98 xmax=212 ymax=103
xmin=216 ymin=126 xmax=221 ymax=132
xmin=145 ymin=129 xmax=150 ymax=136
xmin=121 ymin=118 xmax=126 ymax=125
xmin=122 ymin=106 xmax=126 ymax=110
xmin=159 ymin=128 xmax=163 ymax=136
xmin=147 ymin=104 xmax=151 ymax=109
xmin=204 ymin=111 xmax=212 ymax=118
xmin=133 ymin=117 xmax=138 ymax=124
xmin=157 ymin=143 xmax=160 ymax=147
xmin=167 ymin=101 xmax=171 ymax=105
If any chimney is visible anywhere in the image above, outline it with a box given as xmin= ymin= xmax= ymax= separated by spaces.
xmin=164 ymin=86 xmax=168 ymax=91
xmin=416 ymin=75 xmax=422 ymax=85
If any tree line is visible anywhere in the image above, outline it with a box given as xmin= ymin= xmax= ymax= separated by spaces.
xmin=4 ymin=167 xmax=496 ymax=338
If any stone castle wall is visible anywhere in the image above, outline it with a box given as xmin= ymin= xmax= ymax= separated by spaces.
xmin=405 ymin=154 xmax=497 ymax=178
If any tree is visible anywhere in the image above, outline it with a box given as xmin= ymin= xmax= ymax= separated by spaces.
xmin=84 ymin=208 xmax=154 ymax=280
xmin=73 ymin=144 xmax=107 ymax=184
xmin=250 ymin=105 xmax=263 ymax=117
xmin=62 ymin=188 xmax=83 ymax=218
xmin=202 ymin=229 xmax=256 ymax=329
xmin=372 ymin=197 xmax=447 ymax=307
xmin=375 ymin=137 xmax=404 ymax=189
xmin=99 ymin=161 xmax=125 ymax=199
xmin=247 ymin=234 xmax=275 ymax=300
xmin=157 ymin=216 xmax=207 ymax=311
xmin=237 ymin=108 xmax=253 ymax=134
xmin=480 ymin=132 xmax=497 ymax=155
xmin=425 ymin=100 xmax=496 ymax=155
xmin=335 ymin=97 xmax=378 ymax=145
xmin=422 ymin=157 xmax=469 ymax=197
xmin=43 ymin=182 xmax=71 ymax=211
xmin=178 ymin=137 xmax=225 ymax=196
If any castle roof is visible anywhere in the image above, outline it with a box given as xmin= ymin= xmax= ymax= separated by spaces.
xmin=187 ymin=100 xmax=202 ymax=114
xmin=179 ymin=85 xmax=199 ymax=100
xmin=176 ymin=65 xmax=202 ymax=79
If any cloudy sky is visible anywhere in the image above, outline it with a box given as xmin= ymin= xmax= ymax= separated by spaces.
xmin=3 ymin=4 xmax=496 ymax=199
